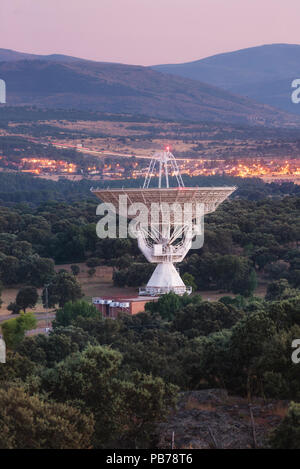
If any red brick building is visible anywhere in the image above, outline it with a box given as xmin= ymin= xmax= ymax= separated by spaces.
xmin=92 ymin=296 xmax=159 ymax=319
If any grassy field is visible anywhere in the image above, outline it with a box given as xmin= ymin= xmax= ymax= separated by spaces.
xmin=0 ymin=262 xmax=267 ymax=316
xmin=0 ymin=263 xmax=136 ymax=316
xmin=57 ymin=263 xmax=138 ymax=301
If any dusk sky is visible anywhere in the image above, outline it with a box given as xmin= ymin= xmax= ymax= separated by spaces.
xmin=1 ymin=0 xmax=300 ymax=65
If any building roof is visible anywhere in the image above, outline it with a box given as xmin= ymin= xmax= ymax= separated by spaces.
xmin=93 ymin=295 xmax=159 ymax=302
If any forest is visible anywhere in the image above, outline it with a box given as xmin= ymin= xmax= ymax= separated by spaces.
xmin=1 ymin=288 xmax=300 ymax=448
xmin=0 ymin=170 xmax=300 ymax=206
xmin=0 ymin=187 xmax=299 ymax=293
xmin=0 ymin=172 xmax=300 ymax=448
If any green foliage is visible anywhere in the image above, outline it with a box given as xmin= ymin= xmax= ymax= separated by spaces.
xmin=53 ymin=300 xmax=102 ymax=328
xmin=0 ymin=256 xmax=19 ymax=285
xmin=2 ymin=289 xmax=300 ymax=447
xmin=0 ymin=248 xmax=55 ymax=288
xmin=219 ymin=294 xmax=247 ymax=309
xmin=118 ymin=371 xmax=178 ymax=447
xmin=43 ymin=271 xmax=83 ymax=308
xmin=16 ymin=286 xmax=38 ymax=312
xmin=113 ymin=263 xmax=155 ymax=287
xmin=182 ymin=272 xmax=197 ymax=291
xmin=0 ymin=351 xmax=37 ymax=384
xmin=270 ymin=402 xmax=300 ymax=449
xmin=146 ymin=292 xmax=182 ymax=321
xmin=254 ymin=325 xmax=300 ymax=400
xmin=231 ymin=310 xmax=276 ymax=362
xmin=70 ymin=264 xmax=80 ymax=276
xmin=1 ymin=312 xmax=37 ymax=349
xmin=39 ymin=345 xmax=178 ymax=448
xmin=265 ymin=279 xmax=298 ymax=301
xmin=16 ymin=326 xmax=95 ymax=367
xmin=267 ymin=295 xmax=300 ymax=330
xmin=114 ymin=253 xmax=132 ymax=270
xmin=0 ymin=192 xmax=299 ymax=447
xmin=22 ymin=255 xmax=55 ymax=287
xmin=180 ymin=330 xmax=233 ymax=389
xmin=86 ymin=257 xmax=101 ymax=267
xmin=219 ymin=294 xmax=264 ymax=312
xmin=172 ymin=300 xmax=243 ymax=338
xmin=265 ymin=260 xmax=289 ymax=280
xmin=182 ymin=253 xmax=257 ymax=296
xmin=74 ymin=315 xmax=124 ymax=346
xmin=228 ymin=310 xmax=276 ymax=396
xmin=0 ymin=195 xmax=299 ymax=299
xmin=215 ymin=255 xmax=256 ymax=296
xmin=146 ymin=292 xmax=202 ymax=321
xmin=0 ymin=386 xmax=94 ymax=449
xmin=7 ymin=302 xmax=21 ymax=314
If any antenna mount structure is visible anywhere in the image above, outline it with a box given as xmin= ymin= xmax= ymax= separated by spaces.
xmin=92 ymin=148 xmax=236 ymax=296
xmin=143 ymin=148 xmax=184 ymax=189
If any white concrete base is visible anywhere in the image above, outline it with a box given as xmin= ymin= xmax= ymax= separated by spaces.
xmin=139 ymin=263 xmax=192 ymax=296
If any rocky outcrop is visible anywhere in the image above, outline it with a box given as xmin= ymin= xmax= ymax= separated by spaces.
xmin=157 ymin=389 xmax=288 ymax=449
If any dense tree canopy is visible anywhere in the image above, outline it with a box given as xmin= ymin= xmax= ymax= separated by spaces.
xmin=1 ymin=313 xmax=37 ymax=349
xmin=15 ymin=286 xmax=39 ymax=313
xmin=0 ymin=176 xmax=300 ymax=448
xmin=270 ymin=402 xmax=300 ymax=449
xmin=0 ymin=288 xmax=300 ymax=448
xmin=0 ymin=386 xmax=94 ymax=449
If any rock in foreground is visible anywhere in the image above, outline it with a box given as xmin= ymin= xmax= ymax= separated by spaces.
xmin=157 ymin=389 xmax=288 ymax=449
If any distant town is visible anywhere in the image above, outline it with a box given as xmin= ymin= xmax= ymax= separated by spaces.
xmin=1 ymin=111 xmax=300 ymax=185
xmin=0 ymin=137 xmax=299 ymax=184
xmin=1 ymin=142 xmax=300 ymax=184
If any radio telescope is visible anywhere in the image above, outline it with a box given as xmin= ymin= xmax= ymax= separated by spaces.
xmin=92 ymin=148 xmax=236 ymax=296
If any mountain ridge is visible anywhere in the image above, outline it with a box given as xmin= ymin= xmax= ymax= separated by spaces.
xmin=152 ymin=44 xmax=300 ymax=115
xmin=0 ymin=47 xmax=300 ymax=126
xmin=0 ymin=48 xmax=90 ymax=63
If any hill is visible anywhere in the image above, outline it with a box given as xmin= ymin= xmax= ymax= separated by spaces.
xmin=152 ymin=44 xmax=300 ymax=115
xmin=0 ymin=48 xmax=88 ymax=63
xmin=0 ymin=55 xmax=300 ymax=126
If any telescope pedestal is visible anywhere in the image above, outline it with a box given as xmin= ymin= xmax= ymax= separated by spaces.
xmin=92 ymin=149 xmax=236 ymax=299
xmin=139 ymin=262 xmax=191 ymax=296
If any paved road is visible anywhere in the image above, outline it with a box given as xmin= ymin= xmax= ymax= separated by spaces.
xmin=0 ymin=311 xmax=56 ymax=324
xmin=52 ymin=142 xmax=196 ymax=161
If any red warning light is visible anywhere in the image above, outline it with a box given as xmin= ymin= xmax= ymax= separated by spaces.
xmin=165 ymin=145 xmax=170 ymax=152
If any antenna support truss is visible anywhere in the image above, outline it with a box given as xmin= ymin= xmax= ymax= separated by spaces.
xmin=143 ymin=149 xmax=184 ymax=189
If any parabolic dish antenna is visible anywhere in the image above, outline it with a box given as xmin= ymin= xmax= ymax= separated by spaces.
xmin=92 ymin=148 xmax=236 ymax=296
